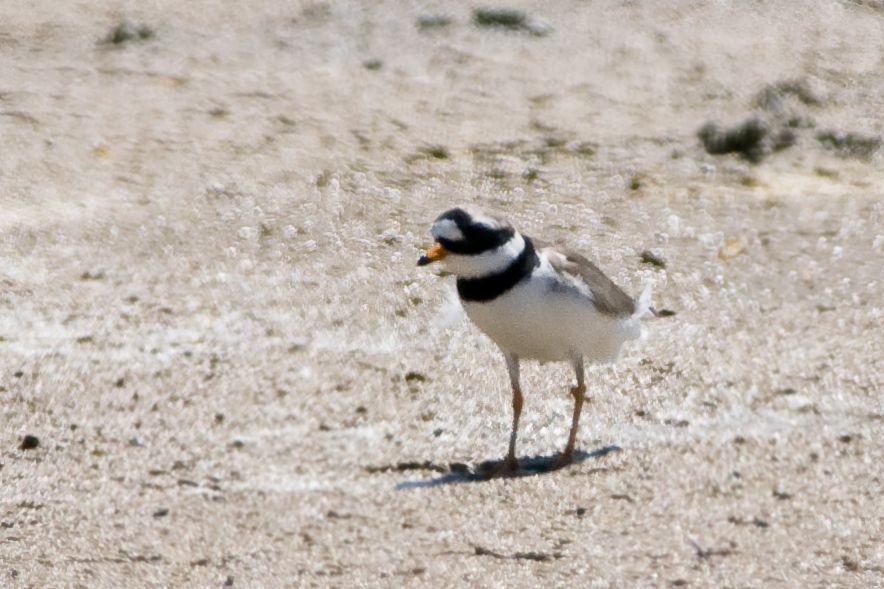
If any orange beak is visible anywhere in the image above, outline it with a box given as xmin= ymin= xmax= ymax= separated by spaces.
xmin=417 ymin=242 xmax=448 ymax=266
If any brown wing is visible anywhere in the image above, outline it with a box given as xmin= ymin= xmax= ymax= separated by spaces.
xmin=537 ymin=240 xmax=636 ymax=317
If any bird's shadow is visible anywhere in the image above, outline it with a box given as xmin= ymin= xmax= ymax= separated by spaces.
xmin=394 ymin=445 xmax=621 ymax=490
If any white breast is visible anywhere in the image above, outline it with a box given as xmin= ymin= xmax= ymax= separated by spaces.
xmin=461 ymin=257 xmax=641 ymax=363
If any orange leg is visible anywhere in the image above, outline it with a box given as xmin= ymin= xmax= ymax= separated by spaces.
xmin=503 ymin=352 xmax=522 ymax=471
xmin=483 ymin=353 xmax=523 ymax=479
xmin=554 ymin=355 xmax=586 ymax=469
xmin=481 ymin=353 xmax=523 ymax=477
xmin=506 ymin=384 xmax=523 ymax=470
xmin=562 ymin=383 xmax=587 ymax=459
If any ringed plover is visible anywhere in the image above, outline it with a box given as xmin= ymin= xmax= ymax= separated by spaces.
xmin=418 ymin=206 xmax=651 ymax=472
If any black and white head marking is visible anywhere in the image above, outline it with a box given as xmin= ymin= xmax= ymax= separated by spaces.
xmin=429 ymin=207 xmax=539 ymax=301
xmin=430 ymin=207 xmax=515 ymax=255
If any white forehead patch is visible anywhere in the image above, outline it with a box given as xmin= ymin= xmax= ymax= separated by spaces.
xmin=431 ymin=218 xmax=464 ymax=242
xmin=472 ymin=214 xmax=503 ymax=231
xmin=460 ymin=206 xmax=504 ymax=231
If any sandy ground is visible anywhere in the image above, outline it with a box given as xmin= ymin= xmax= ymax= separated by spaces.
xmin=2 ymin=1 xmax=883 ymax=587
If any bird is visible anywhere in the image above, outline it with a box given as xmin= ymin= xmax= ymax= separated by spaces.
xmin=417 ymin=206 xmax=651 ymax=474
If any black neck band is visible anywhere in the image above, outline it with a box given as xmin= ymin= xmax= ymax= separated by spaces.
xmin=456 ymin=237 xmax=539 ymax=302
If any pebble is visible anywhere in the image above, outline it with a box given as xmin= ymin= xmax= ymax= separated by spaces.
xmin=19 ymin=435 xmax=40 ymax=450
xmin=417 ymin=15 xmax=453 ymax=31
xmin=104 ymin=21 xmax=155 ymax=45
xmin=473 ymin=7 xmax=552 ymax=36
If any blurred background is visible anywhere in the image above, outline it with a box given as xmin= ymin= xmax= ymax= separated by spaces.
xmin=1 ymin=1 xmax=882 ymax=587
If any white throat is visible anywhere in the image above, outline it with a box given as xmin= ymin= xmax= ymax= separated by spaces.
xmin=443 ymin=233 xmax=526 ymax=279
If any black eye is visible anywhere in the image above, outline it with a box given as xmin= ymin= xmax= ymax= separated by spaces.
xmin=445 ymin=225 xmax=512 ymax=254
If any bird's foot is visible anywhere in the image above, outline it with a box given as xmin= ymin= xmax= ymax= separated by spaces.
xmin=551 ymin=451 xmax=574 ymax=470
xmin=482 ymin=456 xmax=520 ymax=479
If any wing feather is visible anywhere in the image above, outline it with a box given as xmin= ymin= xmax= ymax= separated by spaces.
xmin=537 ymin=240 xmax=636 ymax=317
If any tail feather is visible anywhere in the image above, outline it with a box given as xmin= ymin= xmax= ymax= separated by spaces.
xmin=634 ymin=283 xmax=675 ymax=320
xmin=633 ymin=283 xmax=654 ymax=319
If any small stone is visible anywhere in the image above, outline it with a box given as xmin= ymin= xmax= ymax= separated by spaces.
xmin=19 ymin=435 xmax=40 ymax=450
xmin=80 ymin=269 xmax=106 ymax=280
xmin=664 ymin=418 xmax=690 ymax=428
xmin=718 ymin=238 xmax=746 ymax=260
xmin=104 ymin=21 xmax=155 ymax=45
xmin=417 ymin=15 xmax=453 ymax=30
xmin=698 ymin=118 xmax=769 ymax=163
xmin=404 ymin=371 xmax=427 ymax=383
xmin=639 ymin=250 xmax=666 ymax=269
xmin=363 ymin=59 xmax=383 ymax=71
xmin=513 ymin=551 xmax=558 ymax=562
xmin=288 ymin=339 xmax=308 ymax=353
xmin=418 ymin=144 xmax=449 ymax=159
xmin=473 ymin=7 xmax=527 ymax=29
xmin=473 ymin=7 xmax=552 ymax=36
xmin=129 ymin=436 xmax=146 ymax=447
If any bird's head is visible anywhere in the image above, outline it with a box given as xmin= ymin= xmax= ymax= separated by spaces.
xmin=417 ymin=206 xmax=526 ymax=278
